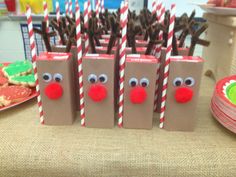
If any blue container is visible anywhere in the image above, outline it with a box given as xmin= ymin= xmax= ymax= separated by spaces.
xmin=52 ymin=0 xmax=122 ymax=13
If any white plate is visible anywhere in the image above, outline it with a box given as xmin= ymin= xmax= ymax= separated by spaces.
xmin=193 ymin=3 xmax=236 ymax=16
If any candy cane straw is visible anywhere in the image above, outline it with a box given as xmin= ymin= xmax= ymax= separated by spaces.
xmin=69 ymin=0 xmax=73 ymax=18
xmin=95 ymin=0 xmax=100 ymax=21
xmin=160 ymin=4 xmax=176 ymax=128
xmin=118 ymin=1 xmax=128 ymax=128
xmin=75 ymin=0 xmax=86 ymax=126
xmin=88 ymin=0 xmax=92 ymax=18
xmin=101 ymin=0 xmax=105 ymax=13
xmin=65 ymin=0 xmax=69 ymax=16
xmin=26 ymin=6 xmax=44 ymax=124
xmin=43 ymin=0 xmax=49 ymax=33
xmin=56 ymin=1 xmax=62 ymax=45
xmin=152 ymin=0 xmax=157 ymax=15
xmin=84 ymin=1 xmax=89 ymax=54
xmin=154 ymin=0 xmax=165 ymax=112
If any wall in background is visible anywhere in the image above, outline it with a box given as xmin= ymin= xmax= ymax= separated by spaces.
xmin=50 ymin=0 xmax=207 ymax=16
xmin=148 ymin=0 xmax=207 ymax=17
xmin=0 ymin=0 xmax=209 ymax=62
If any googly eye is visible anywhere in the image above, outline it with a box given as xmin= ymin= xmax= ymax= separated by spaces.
xmin=173 ymin=77 xmax=183 ymax=87
xmin=184 ymin=77 xmax=195 ymax=87
xmin=140 ymin=78 xmax=149 ymax=87
xmin=42 ymin=73 xmax=52 ymax=82
xmin=129 ymin=78 xmax=138 ymax=87
xmin=88 ymin=74 xmax=97 ymax=84
xmin=98 ymin=74 xmax=108 ymax=83
xmin=53 ymin=73 xmax=63 ymax=82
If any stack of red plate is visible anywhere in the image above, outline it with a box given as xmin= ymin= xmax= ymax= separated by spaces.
xmin=211 ymin=75 xmax=236 ymax=133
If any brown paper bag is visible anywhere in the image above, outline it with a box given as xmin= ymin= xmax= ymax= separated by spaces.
xmin=82 ymin=54 xmax=115 ymax=128
xmin=36 ymin=52 xmax=77 ymax=125
xmin=123 ymin=54 xmax=158 ymax=129
xmin=164 ymin=56 xmax=204 ymax=131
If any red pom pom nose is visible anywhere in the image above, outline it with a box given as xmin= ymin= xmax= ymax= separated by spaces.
xmin=88 ymin=84 xmax=107 ymax=102
xmin=175 ymin=87 xmax=193 ymax=104
xmin=44 ymin=83 xmax=63 ymax=100
xmin=130 ymin=86 xmax=147 ymax=104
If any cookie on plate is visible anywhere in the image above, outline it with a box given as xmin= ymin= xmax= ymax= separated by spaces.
xmin=2 ymin=61 xmax=33 ymax=78
xmin=9 ymin=74 xmax=36 ymax=87
xmin=0 ymin=76 xmax=8 ymax=86
xmin=0 ymin=86 xmax=32 ymax=105
xmin=0 ymin=96 xmax=11 ymax=107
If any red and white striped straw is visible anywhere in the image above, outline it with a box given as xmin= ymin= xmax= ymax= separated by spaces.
xmin=26 ymin=6 xmax=44 ymax=124
xmin=101 ymin=0 xmax=105 ymax=13
xmin=159 ymin=4 xmax=176 ymax=129
xmin=65 ymin=0 xmax=69 ymax=16
xmin=154 ymin=1 xmax=165 ymax=112
xmin=88 ymin=0 xmax=92 ymax=18
xmin=95 ymin=0 xmax=100 ymax=20
xmin=43 ymin=0 xmax=49 ymax=33
xmin=56 ymin=1 xmax=62 ymax=45
xmin=69 ymin=0 xmax=73 ymax=18
xmin=84 ymin=1 xmax=89 ymax=54
xmin=118 ymin=1 xmax=129 ymax=128
xmin=152 ymin=0 xmax=157 ymax=15
xmin=75 ymin=0 xmax=86 ymax=126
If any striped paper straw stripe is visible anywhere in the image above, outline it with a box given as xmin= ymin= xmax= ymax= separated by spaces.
xmin=84 ymin=1 xmax=89 ymax=54
xmin=43 ymin=1 xmax=49 ymax=33
xmin=56 ymin=1 xmax=62 ymax=45
xmin=88 ymin=0 xmax=92 ymax=18
xmin=26 ymin=6 xmax=44 ymax=124
xmin=65 ymin=0 xmax=69 ymax=16
xmin=159 ymin=4 xmax=176 ymax=128
xmin=69 ymin=0 xmax=73 ymax=18
xmin=75 ymin=0 xmax=86 ymax=126
xmin=153 ymin=1 xmax=165 ymax=112
xmin=101 ymin=0 xmax=105 ymax=13
xmin=152 ymin=0 xmax=157 ymax=14
xmin=118 ymin=1 xmax=128 ymax=127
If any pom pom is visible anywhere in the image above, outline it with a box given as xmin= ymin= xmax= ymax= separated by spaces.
xmin=130 ymin=86 xmax=147 ymax=104
xmin=44 ymin=83 xmax=63 ymax=100
xmin=175 ymin=87 xmax=193 ymax=104
xmin=88 ymin=84 xmax=107 ymax=102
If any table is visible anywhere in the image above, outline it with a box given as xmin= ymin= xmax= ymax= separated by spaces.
xmin=0 ymin=76 xmax=235 ymax=177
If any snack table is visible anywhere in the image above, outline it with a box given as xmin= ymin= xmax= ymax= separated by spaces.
xmin=0 ymin=75 xmax=235 ymax=177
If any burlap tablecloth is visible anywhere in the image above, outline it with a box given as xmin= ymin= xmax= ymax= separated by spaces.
xmin=0 ymin=76 xmax=235 ymax=177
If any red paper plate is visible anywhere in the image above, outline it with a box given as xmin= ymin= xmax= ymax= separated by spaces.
xmin=0 ymin=62 xmax=37 ymax=111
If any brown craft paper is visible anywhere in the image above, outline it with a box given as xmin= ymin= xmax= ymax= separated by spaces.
xmin=83 ymin=54 xmax=115 ymax=128
xmin=51 ymin=45 xmax=80 ymax=110
xmin=156 ymin=47 xmax=189 ymax=113
xmin=164 ymin=56 xmax=204 ymax=131
xmin=36 ymin=52 xmax=77 ymax=125
xmin=123 ymin=54 xmax=158 ymax=129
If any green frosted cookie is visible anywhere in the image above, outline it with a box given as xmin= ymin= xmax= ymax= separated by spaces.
xmin=3 ymin=61 xmax=33 ymax=78
xmin=0 ymin=64 xmax=3 ymax=68
xmin=9 ymin=74 xmax=36 ymax=87
xmin=226 ymin=82 xmax=236 ymax=105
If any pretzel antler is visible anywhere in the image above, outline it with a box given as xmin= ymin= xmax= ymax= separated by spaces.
xmin=145 ymin=24 xmax=164 ymax=55
xmin=188 ymin=23 xmax=210 ymax=56
xmin=127 ymin=19 xmax=142 ymax=54
xmin=34 ymin=21 xmax=57 ymax=52
xmin=51 ymin=19 xmax=67 ymax=45
xmin=107 ymin=16 xmax=121 ymax=54
xmin=178 ymin=10 xmax=196 ymax=48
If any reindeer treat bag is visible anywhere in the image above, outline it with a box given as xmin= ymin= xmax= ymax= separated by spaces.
xmin=82 ymin=54 xmax=115 ymax=128
xmin=123 ymin=54 xmax=158 ymax=129
xmin=36 ymin=52 xmax=77 ymax=125
xmin=164 ymin=56 xmax=204 ymax=131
